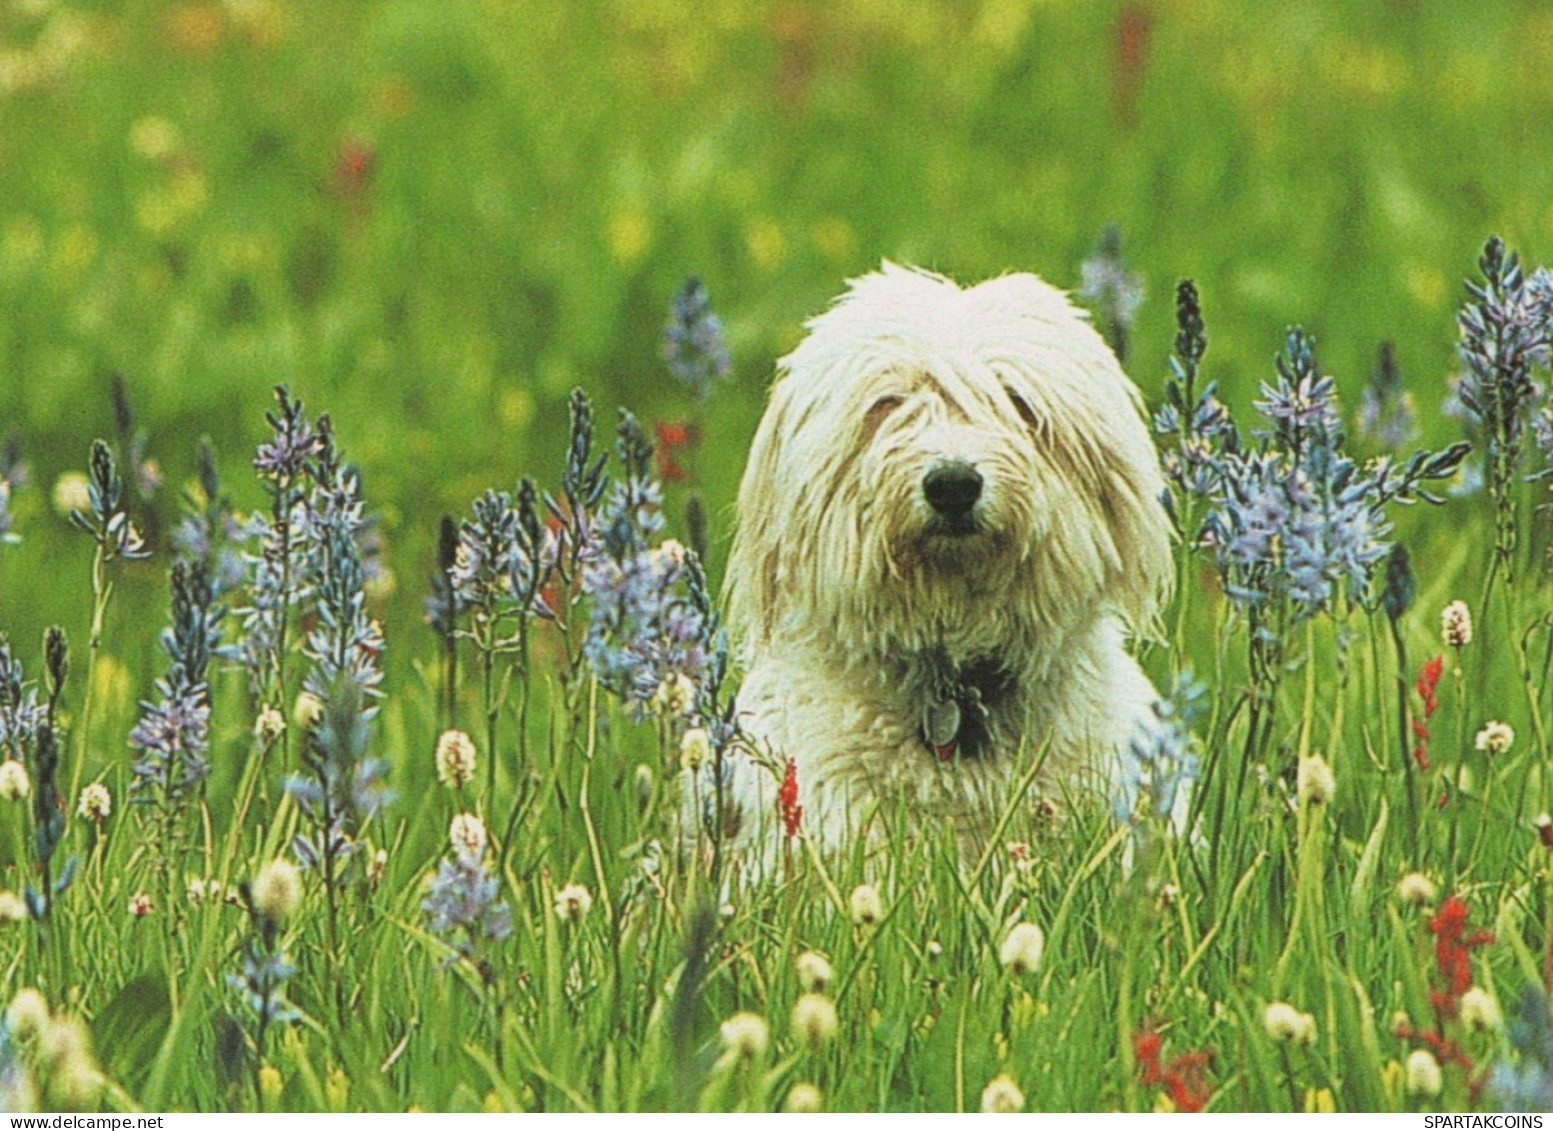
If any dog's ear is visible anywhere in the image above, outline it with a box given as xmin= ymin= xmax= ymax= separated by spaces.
xmin=1092 ymin=435 xmax=1174 ymax=638
xmin=725 ymin=375 xmax=795 ymax=647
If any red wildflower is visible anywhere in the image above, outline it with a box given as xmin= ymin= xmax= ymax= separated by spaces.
xmin=778 ymin=759 xmax=802 ymax=839
xmin=335 ymin=140 xmax=375 ymax=197
xmin=1134 ymin=1029 xmax=1212 ymax=1113
xmin=653 ymin=420 xmax=700 ymax=483
xmin=1412 ymin=654 xmax=1444 ymax=770
xmin=1426 ymin=895 xmax=1493 ymax=1017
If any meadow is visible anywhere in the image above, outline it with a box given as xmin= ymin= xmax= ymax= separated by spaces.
xmin=3 ymin=0 xmax=1553 ymax=1114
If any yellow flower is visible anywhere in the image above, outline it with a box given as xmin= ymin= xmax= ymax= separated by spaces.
xmin=51 ymin=471 xmax=91 ymax=516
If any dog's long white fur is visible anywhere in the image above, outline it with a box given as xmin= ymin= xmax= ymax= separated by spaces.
xmin=721 ymin=262 xmax=1173 ymax=855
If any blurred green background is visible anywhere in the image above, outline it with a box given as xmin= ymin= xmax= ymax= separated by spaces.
xmin=2 ymin=0 xmax=1551 ymax=681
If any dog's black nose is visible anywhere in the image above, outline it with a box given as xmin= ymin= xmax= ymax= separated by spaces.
xmin=923 ymin=462 xmax=983 ymax=521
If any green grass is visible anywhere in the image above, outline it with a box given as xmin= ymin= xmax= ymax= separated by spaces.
xmin=2 ymin=0 xmax=1553 ymax=1113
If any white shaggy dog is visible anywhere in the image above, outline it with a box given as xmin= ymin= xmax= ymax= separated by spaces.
xmin=722 ymin=263 xmax=1172 ymax=855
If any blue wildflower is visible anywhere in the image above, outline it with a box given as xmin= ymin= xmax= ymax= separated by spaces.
xmin=1490 ymin=986 xmax=1553 ymax=1113
xmin=663 ymin=276 xmax=732 ymax=398
xmin=1115 ymin=672 xmax=1206 ymax=827
xmin=68 ymin=440 xmax=149 ymax=561
xmin=423 ymin=820 xmax=512 ymax=963
xmin=1078 ymin=225 xmax=1145 ymax=361
xmin=1355 ymin=343 xmax=1418 ymax=451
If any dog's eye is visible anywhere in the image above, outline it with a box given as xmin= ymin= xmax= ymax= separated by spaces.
xmin=866 ymin=395 xmax=904 ymax=424
xmin=1006 ymin=389 xmax=1040 ymax=431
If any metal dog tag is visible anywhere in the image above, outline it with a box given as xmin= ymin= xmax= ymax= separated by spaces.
xmin=924 ymin=699 xmax=961 ymax=749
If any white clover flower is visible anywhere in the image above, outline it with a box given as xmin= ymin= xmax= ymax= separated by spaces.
xmin=127 ymin=892 xmax=154 ymax=918
xmin=795 ymin=951 xmax=834 ymax=993
xmin=0 ymin=891 xmax=27 ymax=924
xmin=435 ymin=729 xmax=477 ymax=789
xmin=1460 ymin=987 xmax=1502 ymax=1032
xmin=998 ymin=922 xmax=1045 ymax=978
xmin=367 ymin=848 xmax=389 ymax=887
xmin=0 ymin=759 xmax=30 ymax=801
xmin=1405 ymin=1049 xmax=1443 ymax=1096
xmin=980 ymin=1074 xmax=1025 ymax=1113
xmin=680 ymin=727 xmax=711 ymax=773
xmin=1264 ymin=1002 xmax=1315 ymax=1044
xmin=720 ymin=1012 xmax=769 ymax=1059
xmin=554 ymin=883 xmax=593 ymax=923
xmin=784 ymin=1082 xmax=824 ymax=1113
xmin=849 ymin=883 xmax=883 ymax=927
xmin=1297 ymin=755 xmax=1336 ymax=806
xmin=1474 ymin=721 xmax=1514 ymax=755
xmin=77 ymin=782 xmax=112 ymax=821
xmin=1396 ymin=872 xmax=1438 ymax=907
xmin=1441 ymin=600 xmax=1473 ymax=648
xmin=448 ymin=813 xmax=487 ymax=862
xmin=251 ymin=859 xmax=303 ymax=922
xmin=790 ymin=993 xmax=839 ymax=1049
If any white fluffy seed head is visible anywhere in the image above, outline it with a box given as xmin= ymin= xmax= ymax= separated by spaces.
xmin=254 ymin=705 xmax=286 ymax=745
xmin=1474 ymin=721 xmax=1514 ymax=755
xmin=1396 ymin=872 xmax=1438 ymax=906
xmin=680 ymin=727 xmax=711 ymax=773
xmin=0 ymin=891 xmax=27 ymax=924
xmin=0 ymin=759 xmax=29 ymax=801
xmin=720 ymin=1012 xmax=769 ymax=1060
xmin=251 ymin=859 xmax=303 ymax=922
xmin=796 ymin=950 xmax=834 ymax=992
xmin=790 ymin=993 xmax=839 ymax=1049
xmin=1264 ymin=1002 xmax=1315 ymax=1044
xmin=980 ymin=1074 xmax=1025 ymax=1113
xmin=849 ymin=883 xmax=883 ymax=927
xmin=435 ymin=729 xmax=477 ymax=788
xmin=650 ymin=673 xmax=697 ymax=719
xmin=553 ymin=883 xmax=593 ymax=923
xmin=784 ymin=1082 xmax=824 ymax=1113
xmin=1297 ymin=755 xmax=1336 ymax=806
xmin=1459 ymin=987 xmax=1501 ymax=1032
xmin=1405 ymin=1049 xmax=1443 ymax=1096
xmin=77 ymin=782 xmax=112 ymax=821
xmin=7 ymin=988 xmax=49 ymax=1039
xmin=999 ymin=922 xmax=1045 ymax=977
